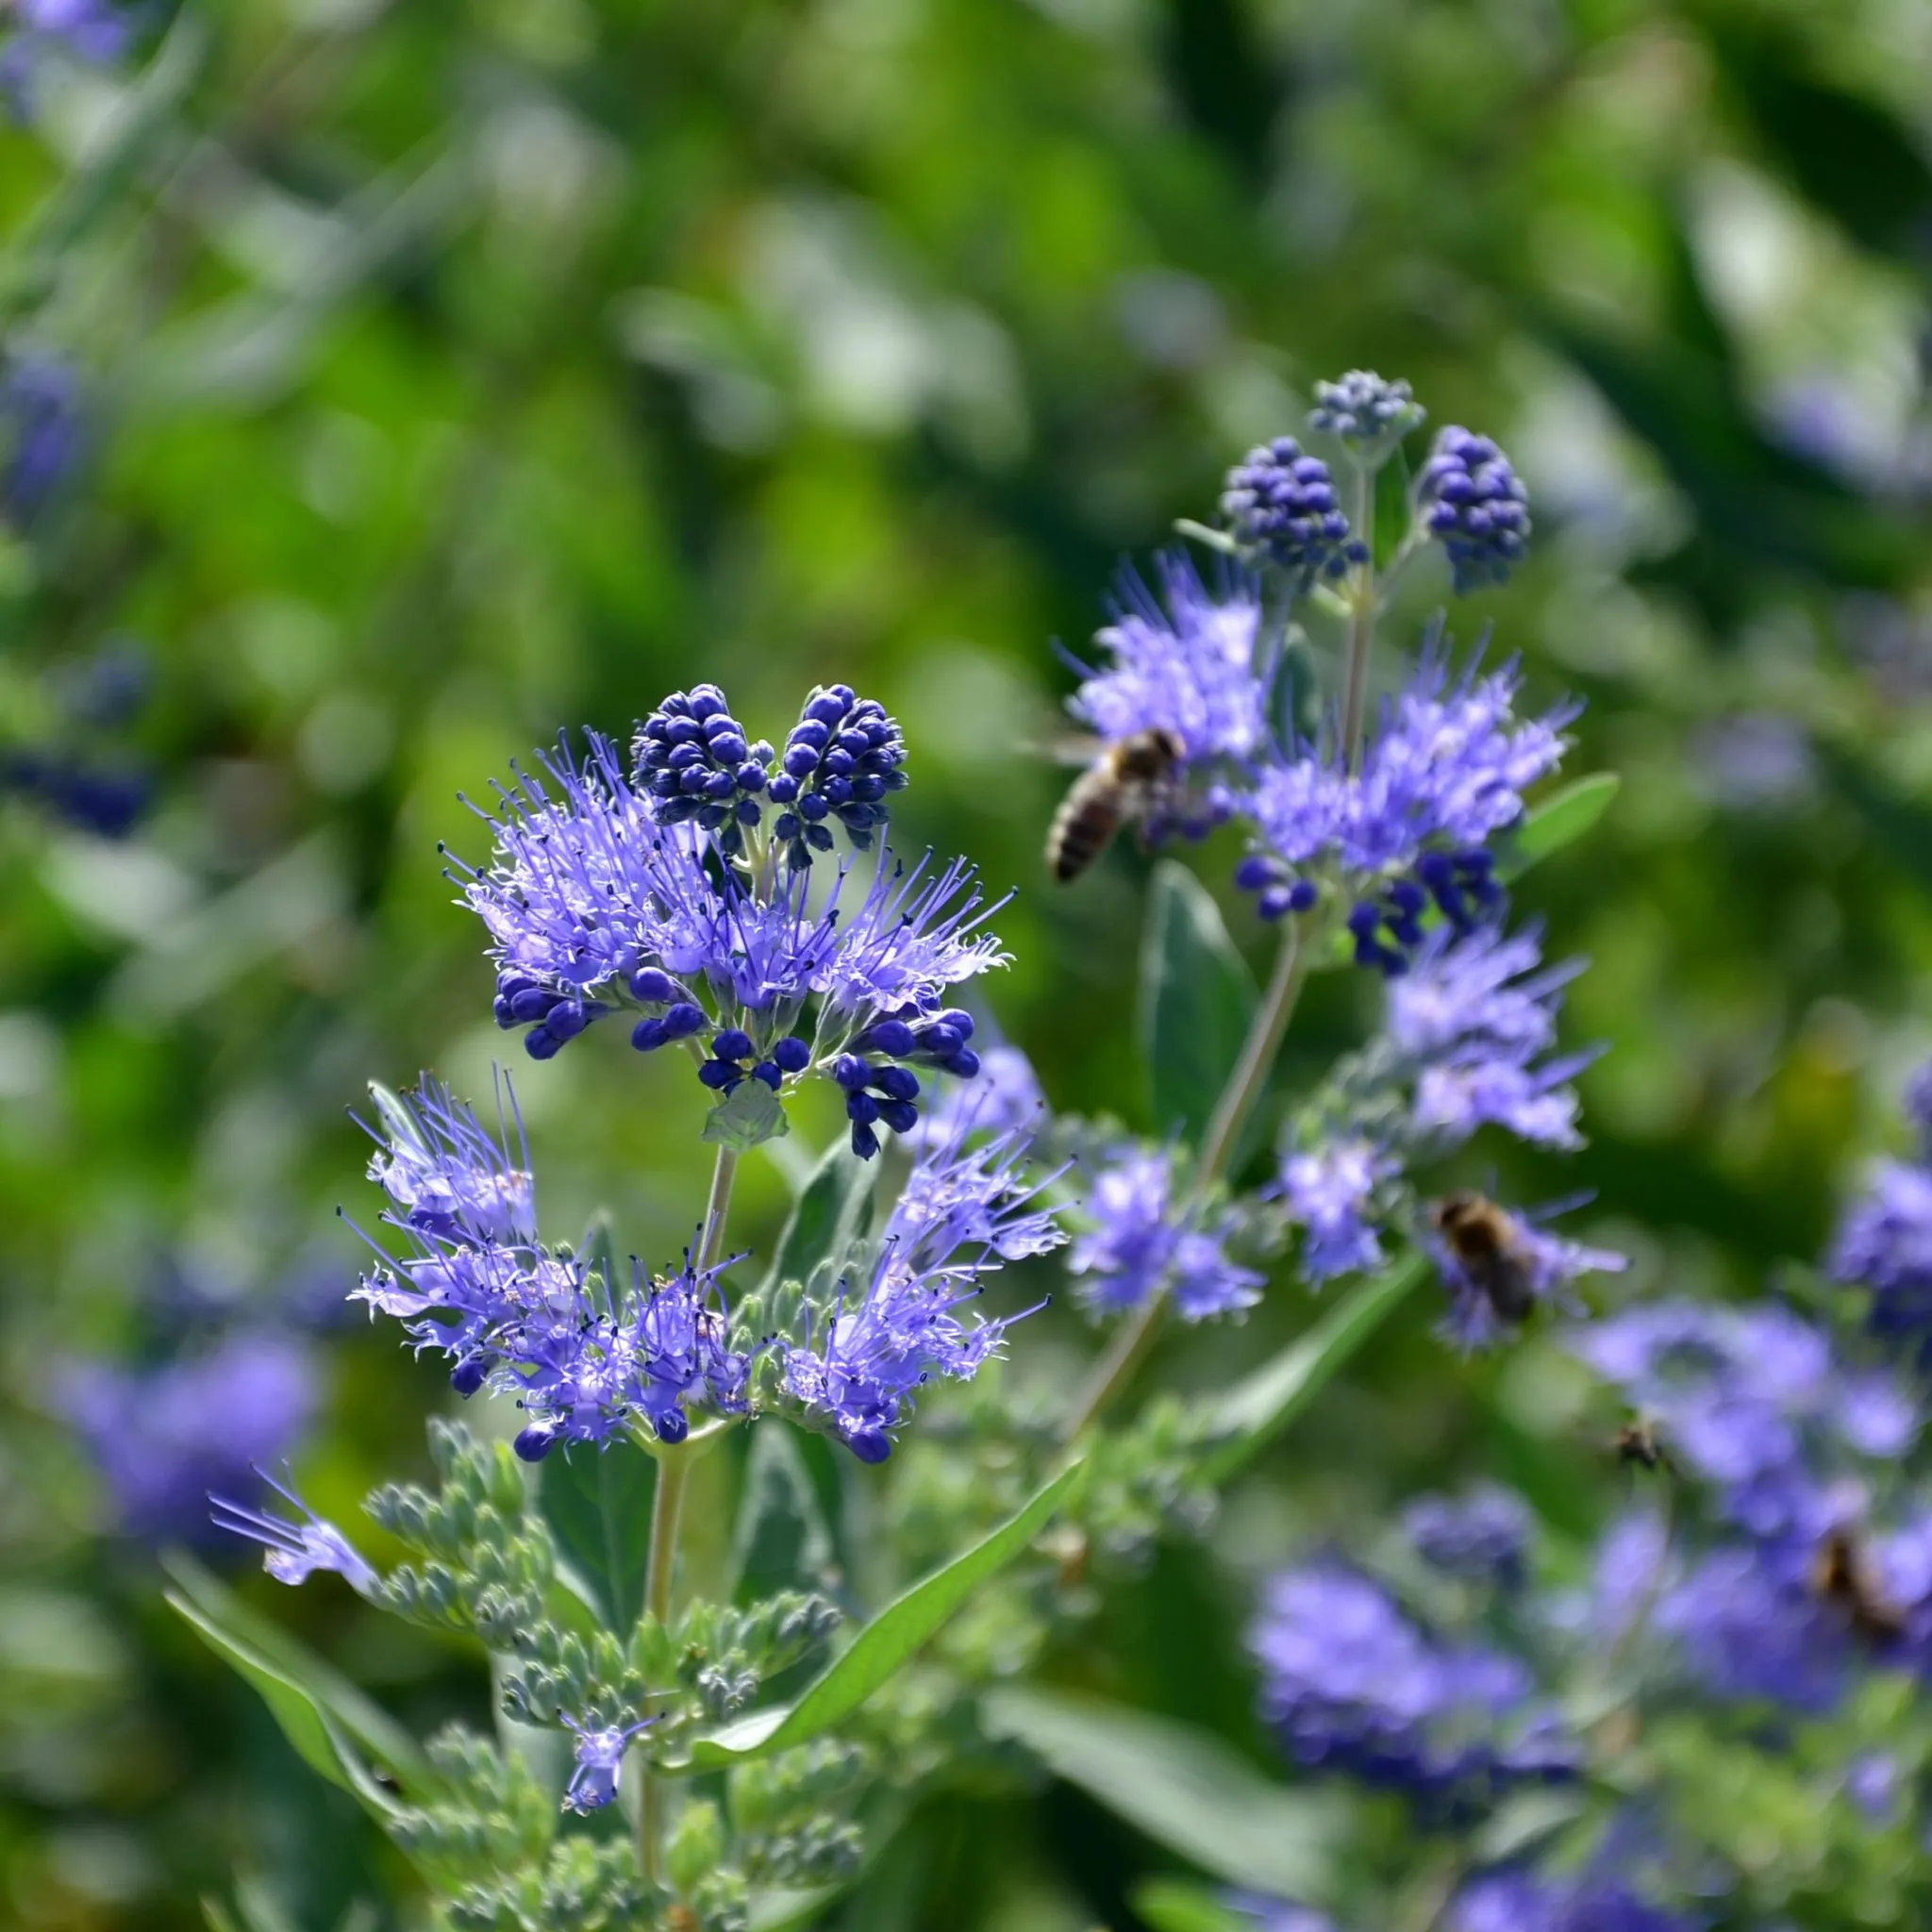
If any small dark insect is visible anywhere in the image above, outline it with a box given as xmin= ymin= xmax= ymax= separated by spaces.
xmin=372 ymin=1769 xmax=403 ymax=1795
xmin=1429 ymin=1190 xmax=1538 ymax=1326
xmin=1045 ymin=726 xmax=1186 ymax=883
xmin=1614 ymin=1420 xmax=1674 ymax=1474
xmin=1813 ymin=1524 xmax=1907 ymax=1646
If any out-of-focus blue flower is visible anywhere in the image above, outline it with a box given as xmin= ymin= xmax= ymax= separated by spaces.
xmin=59 ymin=1332 xmax=317 ymax=1546
xmin=1430 ymin=1197 xmax=1625 ymax=1352
xmin=908 ymin=1041 xmax=1044 ymax=1149
xmin=1223 ymin=1894 xmax=1339 ymax=1932
xmin=1068 ymin=1146 xmax=1263 ymax=1322
xmin=1450 ymin=1871 xmax=1694 ymax=1932
xmin=1307 ymin=370 xmax=1424 ymax=451
xmin=1833 ymin=1155 xmax=1932 ymax=1350
xmin=559 ymin=1714 xmax=657 ymax=1814
xmin=210 ymin=1468 xmax=378 ymax=1594
xmin=1657 ymin=1542 xmax=1852 ymax=1714
xmin=1067 ymin=553 xmax=1268 ymax=768
xmin=781 ymin=1119 xmax=1062 ymax=1458
xmin=1238 ymin=648 xmax=1572 ymax=955
xmin=1405 ymin=1486 xmax=1532 ymax=1588
xmin=1219 ymin=437 xmax=1365 ymax=587
xmin=354 ymin=1078 xmax=750 ymax=1452
xmin=0 ymin=748 xmax=150 ymax=836
xmin=1275 ymin=1140 xmax=1393 ymax=1284
xmin=1250 ymin=1560 xmax=1579 ymax=1817
xmin=1846 ymin=1751 xmax=1903 ymax=1823
xmin=1417 ymin=427 xmax=1531 ymax=592
xmin=0 ymin=354 xmax=85 ymax=518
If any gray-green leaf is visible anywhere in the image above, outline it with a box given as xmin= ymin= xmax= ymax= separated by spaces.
xmin=731 ymin=1423 xmax=837 ymax=1606
xmin=541 ymin=1438 xmax=658 ymax=1633
xmin=704 ymin=1078 xmax=791 ymax=1151
xmin=1497 ymin=773 xmax=1621 ymax=880
xmin=981 ymin=1685 xmax=1343 ymax=1898
xmin=690 ymin=1455 xmax=1086 ymax=1767
xmin=1140 ymin=861 xmax=1258 ymax=1149
xmin=759 ymin=1138 xmax=876 ymax=1301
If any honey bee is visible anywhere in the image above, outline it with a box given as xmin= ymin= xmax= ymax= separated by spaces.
xmin=1045 ymin=726 xmax=1187 ymax=883
xmin=1429 ymin=1191 xmax=1538 ymax=1327
xmin=1812 ymin=1523 xmax=1907 ymax=1647
xmin=1614 ymin=1419 xmax=1674 ymax=1475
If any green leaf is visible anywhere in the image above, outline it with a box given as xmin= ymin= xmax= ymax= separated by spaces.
xmin=731 ymin=1423 xmax=836 ymax=1606
xmin=1139 ymin=861 xmax=1258 ymax=1148
xmin=165 ymin=1589 xmax=409 ymax=1826
xmin=162 ymin=1553 xmax=441 ymax=1798
xmin=704 ymin=1077 xmax=791 ymax=1150
xmin=1132 ymin=1879 xmax=1257 ymax=1932
xmin=759 ymin=1138 xmax=876 ymax=1299
xmin=748 ymin=1887 xmax=845 ymax=1932
xmin=981 ymin=1686 xmax=1342 ymax=1897
xmin=690 ymin=1456 xmax=1087 ymax=1767
xmin=1472 ymin=1787 xmax=1589 ymax=1866
xmin=541 ymin=1438 xmax=658 ymax=1633
xmin=1199 ymin=1253 xmax=1425 ymax=1484
xmin=1371 ymin=441 xmax=1412 ymax=572
xmin=1495 ymin=773 xmax=1621 ymax=881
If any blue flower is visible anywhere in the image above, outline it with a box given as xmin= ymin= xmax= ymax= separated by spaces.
xmin=781 ymin=1119 xmax=1062 ymax=1457
xmin=210 ymin=1467 xmax=378 ymax=1594
xmin=59 ymin=1332 xmax=318 ymax=1546
xmin=1657 ymin=1542 xmax=1853 ymax=1714
xmin=1219 ymin=438 xmax=1365 ymax=586
xmin=1417 ymin=427 xmax=1532 ymax=592
xmin=0 ymin=354 xmax=85 ymax=523
xmin=1069 ymin=1146 xmax=1263 ymax=1322
xmin=1250 ymin=1560 xmax=1579 ymax=1817
xmin=1238 ymin=646 xmax=1572 ymax=952
xmin=1067 ymin=553 xmax=1269 ymax=768
xmin=768 ymin=683 xmax=908 ymax=867
xmin=1307 ymin=370 xmax=1424 ymax=451
xmin=1274 ymin=1140 xmax=1394 ymax=1285
xmin=1450 ymin=1872 xmax=1694 ymax=1932
xmin=353 ymin=1078 xmax=750 ymax=1450
xmin=632 ymin=683 xmax=774 ymax=853
xmin=1223 ymin=1895 xmax=1339 ymax=1932
xmin=1832 ymin=1156 xmax=1932 ymax=1348
xmin=559 ymin=1713 xmax=658 ymax=1814
xmin=1405 ymin=1486 xmax=1532 ymax=1588
xmin=2 ymin=7 xmax=130 ymax=111
xmin=908 ymin=1041 xmax=1045 ymax=1149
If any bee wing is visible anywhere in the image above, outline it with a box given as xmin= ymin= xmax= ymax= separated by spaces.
xmin=1024 ymin=733 xmax=1108 ymax=769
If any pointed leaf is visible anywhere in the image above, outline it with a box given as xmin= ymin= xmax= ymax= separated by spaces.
xmin=759 ymin=1139 xmax=876 ymax=1299
xmin=748 ymin=1888 xmax=845 ymax=1932
xmin=162 ymin=1553 xmax=441 ymax=1797
xmin=731 ymin=1424 xmax=836 ymax=1606
xmin=690 ymin=1456 xmax=1087 ymax=1767
xmin=1497 ymin=774 xmax=1620 ymax=880
xmin=1371 ymin=441 xmax=1412 ymax=571
xmin=1200 ymin=1252 xmax=1425 ymax=1483
xmin=541 ymin=1438 xmax=657 ymax=1633
xmin=1140 ymin=861 xmax=1258 ymax=1148
xmin=981 ymin=1686 xmax=1342 ymax=1897
xmin=1132 ymin=1880 xmax=1257 ymax=1932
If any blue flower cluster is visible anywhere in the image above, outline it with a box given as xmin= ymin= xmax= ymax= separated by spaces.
xmin=1307 ymin=370 xmax=1424 ymax=451
xmin=1 ymin=0 xmax=130 ymax=108
xmin=1219 ymin=437 xmax=1365 ymax=587
xmin=1449 ymin=1873 xmax=1695 ymax=1932
xmin=1248 ymin=1559 xmax=1579 ymax=1819
xmin=1418 ymin=427 xmax=1532 ymax=593
xmin=352 ymin=1078 xmax=750 ymax=1455
xmin=1832 ymin=1065 xmax=1932 ymax=1350
xmin=1404 ymin=1485 xmax=1532 ymax=1588
xmin=455 ymin=729 xmax=1004 ymax=1154
xmin=1068 ymin=1145 xmax=1263 ymax=1324
xmin=561 ymin=1715 xmax=657 ymax=1814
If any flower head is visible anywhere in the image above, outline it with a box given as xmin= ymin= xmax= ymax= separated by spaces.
xmin=632 ymin=683 xmax=773 ymax=853
xmin=560 ymin=1713 xmax=658 ymax=1814
xmin=1068 ymin=554 xmax=1267 ymax=768
xmin=1219 ymin=438 xmax=1364 ymax=587
xmin=1832 ymin=1156 xmax=1932 ymax=1349
xmin=1450 ymin=1872 xmax=1694 ymax=1932
xmin=0 ymin=354 xmax=85 ymax=523
xmin=1307 ymin=370 xmax=1424 ymax=451
xmin=1274 ymin=1140 xmax=1394 ymax=1285
xmin=1418 ymin=427 xmax=1531 ymax=592
xmin=210 ymin=1467 xmax=378 ymax=1594
xmin=767 ymin=683 xmax=908 ymax=868
xmin=1405 ymin=1486 xmax=1533 ymax=1587
xmin=908 ymin=1042 xmax=1045 ymax=1149
xmin=1069 ymin=1146 xmax=1263 ymax=1322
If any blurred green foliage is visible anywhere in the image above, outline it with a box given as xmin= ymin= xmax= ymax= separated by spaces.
xmin=0 ymin=0 xmax=1928 ymax=1924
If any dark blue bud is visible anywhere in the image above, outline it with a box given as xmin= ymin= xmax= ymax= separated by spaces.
xmin=450 ymin=1357 xmax=490 ymax=1397
xmin=783 ymin=743 xmax=820 ymax=777
xmin=1288 ymin=880 xmax=1319 ymax=913
xmin=1235 ymin=855 xmax=1278 ymax=891
xmin=698 ymin=1058 xmax=740 ymax=1091
xmin=525 ymin=1027 xmax=561 ymax=1060
xmin=752 ymin=1060 xmax=782 ymax=1091
xmin=735 ymin=798 xmax=761 ymax=825
xmin=875 ymin=1065 xmax=920 ymax=1102
xmin=774 ymin=811 xmax=800 ymax=841
xmin=844 ymin=1426 xmax=891 ymax=1464
xmin=768 ymin=774 xmax=799 ymax=805
xmin=1453 ymin=847 xmax=1494 ymax=875
xmin=850 ymin=1121 xmax=880 ymax=1160
xmin=822 ymin=775 xmax=854 ymax=806
xmin=712 ymin=1028 xmax=754 ymax=1062
xmin=858 ymin=1019 xmax=916 ymax=1058
xmin=662 ymin=1003 xmax=706 ymax=1040
xmin=846 ymin=1091 xmax=880 ymax=1124
xmin=1345 ymin=902 xmax=1384 ymax=940
xmin=832 ymin=1054 xmax=871 ymax=1091
xmin=513 ymin=1425 xmax=556 ymax=1463
xmin=878 ymin=1099 xmax=919 ymax=1135
xmin=1416 ymin=850 xmax=1455 ymax=890
xmin=632 ymin=1018 xmax=667 ymax=1052
xmin=655 ymin=1406 xmax=689 ymax=1445
xmin=510 ymin=986 xmax=555 ymax=1024
xmin=850 ymin=775 xmax=885 ymax=804
xmin=933 ymin=1008 xmax=974 ymax=1040
xmin=1257 ymin=886 xmax=1296 ymax=920
xmin=805 ymin=824 xmax=836 ymax=852
xmin=493 ymin=995 xmax=516 ymax=1028
xmin=798 ymin=792 xmax=830 ymax=824
xmin=708 ymin=733 xmax=748 ymax=765
xmin=736 ymin=762 xmax=768 ymax=791
xmin=703 ymin=771 xmax=737 ymax=800
xmin=679 ymin=767 xmax=710 ymax=795
xmin=773 ymin=1037 xmax=812 ymax=1074
xmin=546 ymin=1001 xmax=589 ymax=1041
xmin=941 ymin=1048 xmax=981 ymax=1078
xmin=631 ymin=967 xmax=675 ymax=1003
xmin=1387 ymin=879 xmax=1426 ymax=916
xmin=805 ymin=692 xmax=847 ymax=725
xmin=1388 ymin=915 xmax=1424 ymax=948
xmin=920 ymin=1024 xmax=963 ymax=1058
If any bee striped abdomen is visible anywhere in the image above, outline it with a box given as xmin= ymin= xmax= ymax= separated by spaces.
xmin=1046 ymin=771 xmax=1124 ymax=883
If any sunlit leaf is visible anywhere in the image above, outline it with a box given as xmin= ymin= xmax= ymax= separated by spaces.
xmin=1140 ymin=861 xmax=1257 ymax=1148
xmin=541 ymin=1437 xmax=657 ymax=1634
xmin=760 ymin=1139 xmax=876 ymax=1299
xmin=1496 ymin=774 xmax=1621 ymax=880
xmin=731 ymin=1423 xmax=836 ymax=1606
xmin=1133 ymin=1878 xmax=1256 ymax=1932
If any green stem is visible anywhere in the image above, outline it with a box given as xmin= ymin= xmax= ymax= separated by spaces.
xmin=697 ymin=1145 xmax=740 ymax=1272
xmin=1058 ymin=917 xmax=1313 ymax=1444
xmin=1339 ymin=459 xmax=1377 ymax=771
xmin=637 ymin=1446 xmax=692 ymax=1885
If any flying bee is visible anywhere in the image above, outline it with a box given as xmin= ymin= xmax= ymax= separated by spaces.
xmin=1812 ymin=1523 xmax=1907 ymax=1647
xmin=1429 ymin=1191 xmax=1539 ymax=1327
xmin=1614 ymin=1419 xmax=1674 ymax=1475
xmin=1045 ymin=726 xmax=1187 ymax=884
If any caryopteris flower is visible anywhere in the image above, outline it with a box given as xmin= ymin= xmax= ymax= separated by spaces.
xmin=1069 ymin=1146 xmax=1263 ymax=1322
xmin=1219 ymin=437 xmax=1364 ymax=587
xmin=1450 ymin=1872 xmax=1695 ymax=1932
xmin=1832 ymin=1068 xmax=1932 ymax=1350
xmin=1307 ymin=370 xmax=1424 ymax=452
xmin=560 ymin=1714 xmax=658 ymax=1814
xmin=767 ymin=683 xmax=908 ymax=868
xmin=782 ymin=1119 xmax=1063 ymax=1459
xmin=1417 ymin=426 xmax=1531 ymax=592
xmin=1404 ymin=1486 xmax=1532 ymax=1588
xmin=210 ymin=1467 xmax=378 ymax=1594
xmin=1274 ymin=1140 xmax=1395 ymax=1285
xmin=0 ymin=354 xmax=85 ymax=524
xmin=632 ymin=683 xmax=774 ymax=853
xmin=352 ymin=1078 xmax=751 ymax=1453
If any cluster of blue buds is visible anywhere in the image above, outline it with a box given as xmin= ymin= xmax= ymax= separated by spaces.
xmin=1418 ymin=428 xmax=1531 ymax=592
xmin=491 ymin=971 xmax=613 ymax=1059
xmin=1344 ymin=849 xmax=1503 ymax=976
xmin=831 ymin=1007 xmax=980 ymax=1158
xmin=699 ymin=1029 xmax=813 ymax=1095
xmin=1233 ymin=856 xmax=1320 ymax=923
xmin=1219 ymin=436 xmax=1367 ymax=588
xmin=1307 ymin=370 xmax=1424 ymax=452
xmin=768 ymin=684 xmax=907 ymax=869
xmin=633 ymin=684 xmax=774 ymax=854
